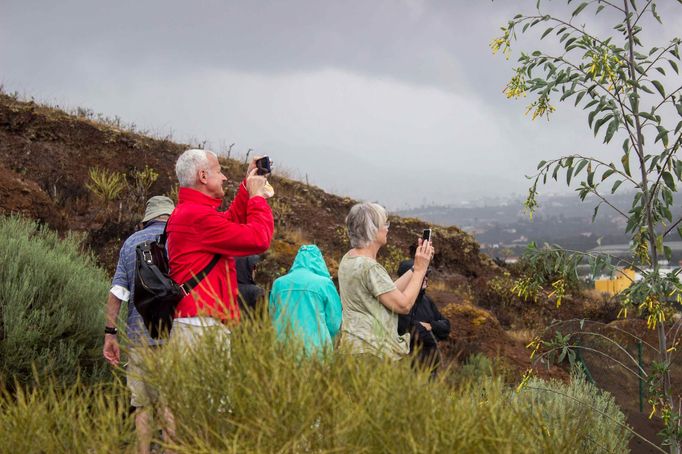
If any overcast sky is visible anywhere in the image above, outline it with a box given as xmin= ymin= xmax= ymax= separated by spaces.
xmin=2 ymin=1 xmax=682 ymax=209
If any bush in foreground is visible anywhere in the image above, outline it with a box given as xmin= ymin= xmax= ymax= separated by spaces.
xmin=0 ymin=215 xmax=110 ymax=386
xmin=0 ymin=313 xmax=632 ymax=453
xmin=138 ymin=316 xmax=631 ymax=453
xmin=0 ymin=380 xmax=132 ymax=453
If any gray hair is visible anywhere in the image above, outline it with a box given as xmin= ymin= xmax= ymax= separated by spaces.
xmin=175 ymin=149 xmax=218 ymax=187
xmin=345 ymin=202 xmax=387 ymax=248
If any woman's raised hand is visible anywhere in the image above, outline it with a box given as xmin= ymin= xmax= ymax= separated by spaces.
xmin=414 ymin=237 xmax=434 ymax=273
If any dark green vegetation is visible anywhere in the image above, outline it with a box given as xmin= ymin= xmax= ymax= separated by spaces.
xmin=0 ymin=216 xmax=109 ymax=387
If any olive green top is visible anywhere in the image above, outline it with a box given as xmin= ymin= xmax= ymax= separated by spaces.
xmin=338 ymin=253 xmax=410 ymax=360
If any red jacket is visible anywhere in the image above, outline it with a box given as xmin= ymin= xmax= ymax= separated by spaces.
xmin=166 ymin=184 xmax=274 ymax=321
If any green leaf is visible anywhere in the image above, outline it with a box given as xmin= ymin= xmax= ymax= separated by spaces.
xmin=594 ymin=114 xmax=613 ymax=136
xmin=604 ymin=118 xmax=619 ymax=143
xmin=628 ymin=93 xmax=639 ymax=112
xmin=592 ymin=204 xmax=600 ymax=222
xmin=663 ymin=187 xmax=674 ymax=205
xmin=574 ymin=91 xmax=586 ymax=107
xmin=652 ymin=3 xmax=662 ymax=24
xmin=677 ymin=225 xmax=682 ymax=241
xmin=611 ymin=180 xmax=623 ymax=193
xmin=676 ymin=101 xmax=682 ymax=118
xmin=541 ymin=27 xmax=554 ymax=39
xmin=663 ymin=206 xmax=673 ymax=223
xmin=640 ymin=84 xmax=654 ymax=95
xmin=537 ymin=160 xmax=547 ymax=170
xmin=602 ymin=169 xmax=615 ymax=181
xmin=669 ymin=60 xmax=679 ymax=74
xmin=639 ymin=111 xmax=657 ymax=122
xmin=662 ymin=171 xmax=676 ymax=190
xmin=655 ymin=126 xmax=669 ymax=147
xmin=584 ymin=99 xmax=599 ymax=109
xmin=572 ymin=2 xmax=588 ymax=17
xmin=622 ymin=153 xmax=631 ymax=177
xmin=575 ymin=159 xmax=588 ymax=175
xmin=566 ymin=166 xmax=574 ymax=185
xmin=652 ymin=80 xmax=666 ymax=98
xmin=664 ymin=245 xmax=672 ymax=261
xmin=596 ymin=5 xmax=605 ymax=14
xmin=587 ymin=169 xmax=594 ymax=186
xmin=656 ymin=234 xmax=664 ymax=254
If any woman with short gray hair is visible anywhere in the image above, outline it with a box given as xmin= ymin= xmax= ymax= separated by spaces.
xmin=338 ymin=202 xmax=434 ymax=360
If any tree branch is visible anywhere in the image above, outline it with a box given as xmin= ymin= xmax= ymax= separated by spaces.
xmin=631 ymin=0 xmax=655 ymax=29
xmin=637 ymin=39 xmax=680 ymax=83
xmin=591 ymin=187 xmax=631 ymax=220
xmin=663 ymin=217 xmax=682 ymax=238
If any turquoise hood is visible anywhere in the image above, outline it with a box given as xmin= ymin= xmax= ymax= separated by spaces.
xmin=269 ymin=245 xmax=342 ymax=354
xmin=289 ymin=245 xmax=331 ymax=277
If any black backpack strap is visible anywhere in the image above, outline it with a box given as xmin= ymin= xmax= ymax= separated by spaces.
xmin=158 ymin=221 xmax=169 ymax=247
xmin=179 ymin=254 xmax=221 ymax=296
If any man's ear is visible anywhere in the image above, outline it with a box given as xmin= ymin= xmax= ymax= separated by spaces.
xmin=198 ymin=169 xmax=207 ymax=184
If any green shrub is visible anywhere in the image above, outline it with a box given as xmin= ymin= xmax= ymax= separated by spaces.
xmin=516 ymin=373 xmax=632 ymax=453
xmin=0 ymin=216 xmax=110 ymax=386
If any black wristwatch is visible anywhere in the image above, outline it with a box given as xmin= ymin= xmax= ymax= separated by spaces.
xmin=104 ymin=326 xmax=118 ymax=335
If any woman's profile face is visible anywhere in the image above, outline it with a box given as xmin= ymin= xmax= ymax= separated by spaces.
xmin=375 ymin=221 xmax=389 ymax=246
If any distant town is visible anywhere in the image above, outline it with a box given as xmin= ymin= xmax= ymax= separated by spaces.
xmin=397 ymin=191 xmax=682 ymax=267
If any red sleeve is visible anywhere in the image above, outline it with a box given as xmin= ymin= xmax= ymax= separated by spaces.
xmin=199 ymin=196 xmax=274 ymax=256
xmin=224 ymin=180 xmax=250 ymax=224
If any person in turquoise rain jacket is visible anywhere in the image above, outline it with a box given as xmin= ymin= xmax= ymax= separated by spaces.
xmin=269 ymin=244 xmax=342 ymax=354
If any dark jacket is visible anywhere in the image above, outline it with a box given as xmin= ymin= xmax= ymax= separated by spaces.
xmin=396 ymin=260 xmax=450 ymax=368
xmin=236 ymin=255 xmax=264 ymax=313
xmin=397 ymin=291 xmax=450 ymax=366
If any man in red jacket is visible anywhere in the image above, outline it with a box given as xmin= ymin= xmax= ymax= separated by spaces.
xmin=166 ymin=148 xmax=274 ymax=345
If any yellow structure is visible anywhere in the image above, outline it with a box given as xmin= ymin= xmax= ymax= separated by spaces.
xmin=594 ymin=268 xmax=636 ymax=295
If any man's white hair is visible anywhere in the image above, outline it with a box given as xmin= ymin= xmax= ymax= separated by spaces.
xmin=345 ymin=202 xmax=387 ymax=248
xmin=175 ymin=149 xmax=218 ymax=187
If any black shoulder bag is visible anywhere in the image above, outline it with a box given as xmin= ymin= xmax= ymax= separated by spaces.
xmin=134 ymin=226 xmax=220 ymax=339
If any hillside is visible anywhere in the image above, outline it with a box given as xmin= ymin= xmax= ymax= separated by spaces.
xmin=0 ymin=91 xmax=619 ymax=357
xmin=3 ymin=93 xmax=675 ymax=451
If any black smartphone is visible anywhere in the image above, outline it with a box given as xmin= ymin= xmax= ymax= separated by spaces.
xmin=422 ymin=228 xmax=432 ymax=242
xmin=255 ymin=156 xmax=272 ymax=176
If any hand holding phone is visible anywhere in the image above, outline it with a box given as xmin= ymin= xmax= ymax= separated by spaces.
xmin=422 ymin=228 xmax=432 ymax=243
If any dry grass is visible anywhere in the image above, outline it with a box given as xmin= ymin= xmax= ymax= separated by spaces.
xmin=506 ymin=328 xmax=539 ymax=345
xmin=0 ymin=313 xmax=634 ymax=453
xmin=429 ymin=279 xmax=454 ymax=293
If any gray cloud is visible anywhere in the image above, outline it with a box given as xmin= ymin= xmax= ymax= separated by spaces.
xmin=2 ymin=1 xmax=681 ymax=210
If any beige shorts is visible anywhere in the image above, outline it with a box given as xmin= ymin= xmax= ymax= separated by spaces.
xmin=170 ymin=317 xmax=231 ymax=353
xmin=126 ymin=347 xmax=159 ymax=408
